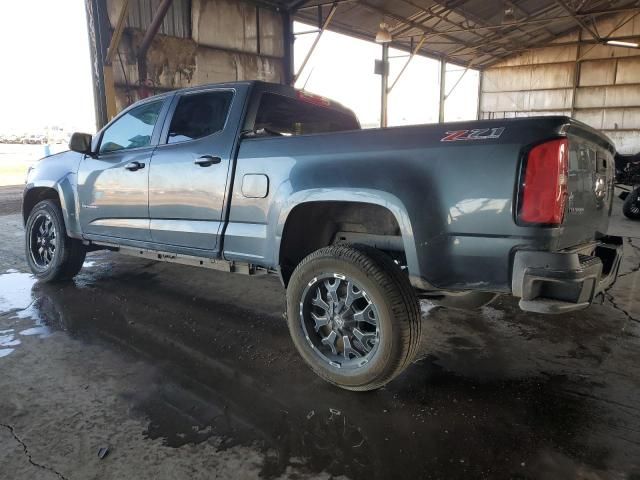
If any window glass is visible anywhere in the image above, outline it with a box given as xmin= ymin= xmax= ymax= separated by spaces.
xmin=254 ymin=93 xmax=360 ymax=136
xmin=99 ymin=100 xmax=163 ymax=154
xmin=167 ymin=91 xmax=233 ymax=143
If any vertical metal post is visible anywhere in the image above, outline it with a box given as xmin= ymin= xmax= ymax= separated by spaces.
xmin=380 ymin=43 xmax=389 ymax=128
xmin=256 ymin=6 xmax=261 ymax=56
xmin=570 ymin=30 xmax=582 ymax=117
xmin=104 ymin=0 xmax=130 ymax=121
xmin=85 ymin=0 xmax=111 ymax=129
xmin=476 ymin=70 xmax=484 ymax=120
xmin=282 ymin=11 xmax=294 ymax=86
xmin=438 ymin=58 xmax=446 ymax=123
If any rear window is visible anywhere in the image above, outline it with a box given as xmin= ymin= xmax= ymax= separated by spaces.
xmin=254 ymin=93 xmax=359 ymax=136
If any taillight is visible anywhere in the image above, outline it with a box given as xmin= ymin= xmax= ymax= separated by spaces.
xmin=519 ymin=138 xmax=569 ymax=225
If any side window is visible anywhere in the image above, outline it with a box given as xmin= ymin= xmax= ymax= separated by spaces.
xmin=99 ymin=100 xmax=164 ymax=154
xmin=167 ymin=91 xmax=233 ymax=144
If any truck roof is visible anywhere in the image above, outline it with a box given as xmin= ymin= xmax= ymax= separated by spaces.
xmin=139 ymin=81 xmax=356 ymax=117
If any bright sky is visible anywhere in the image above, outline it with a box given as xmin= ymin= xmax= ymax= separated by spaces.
xmin=293 ymin=22 xmax=480 ymax=127
xmin=0 ymin=0 xmax=96 ymax=133
xmin=0 ymin=3 xmax=478 ymax=134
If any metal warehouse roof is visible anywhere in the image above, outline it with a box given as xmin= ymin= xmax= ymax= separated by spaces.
xmin=279 ymin=0 xmax=640 ymax=68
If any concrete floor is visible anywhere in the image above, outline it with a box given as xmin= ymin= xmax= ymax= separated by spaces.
xmin=1 ymin=187 xmax=640 ymax=480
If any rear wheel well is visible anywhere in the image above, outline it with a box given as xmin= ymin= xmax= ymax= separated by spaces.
xmin=279 ymin=201 xmax=404 ymax=285
xmin=23 ymin=188 xmax=60 ymax=224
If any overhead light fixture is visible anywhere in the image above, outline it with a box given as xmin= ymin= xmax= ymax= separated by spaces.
xmin=375 ymin=22 xmax=392 ymax=44
xmin=606 ymin=39 xmax=639 ymax=48
xmin=502 ymin=7 xmax=516 ymax=24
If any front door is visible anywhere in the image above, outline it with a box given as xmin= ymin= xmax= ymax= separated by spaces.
xmin=148 ymin=89 xmax=238 ymax=251
xmin=77 ymin=98 xmax=167 ymax=242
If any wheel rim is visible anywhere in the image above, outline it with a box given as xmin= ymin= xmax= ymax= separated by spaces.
xmin=631 ymin=195 xmax=640 ymax=215
xmin=29 ymin=213 xmax=57 ymax=269
xmin=299 ymin=273 xmax=380 ymax=369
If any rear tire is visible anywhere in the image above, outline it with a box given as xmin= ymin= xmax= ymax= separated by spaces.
xmin=25 ymin=200 xmax=86 ymax=282
xmin=622 ymin=187 xmax=640 ymax=220
xmin=286 ymin=244 xmax=421 ymax=391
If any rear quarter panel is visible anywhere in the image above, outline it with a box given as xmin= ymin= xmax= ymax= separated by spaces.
xmin=228 ymin=118 xmax=592 ymax=292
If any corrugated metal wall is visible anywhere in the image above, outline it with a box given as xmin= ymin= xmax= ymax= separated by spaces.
xmin=125 ymin=0 xmax=191 ymax=38
xmin=105 ymin=0 xmax=286 ymax=112
xmin=480 ymin=12 xmax=640 ymax=154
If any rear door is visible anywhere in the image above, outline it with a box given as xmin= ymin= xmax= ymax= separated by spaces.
xmin=78 ymin=98 xmax=168 ymax=241
xmin=148 ymin=87 xmax=240 ymax=251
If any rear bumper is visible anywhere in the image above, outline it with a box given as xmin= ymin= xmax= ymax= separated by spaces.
xmin=512 ymin=235 xmax=623 ymax=314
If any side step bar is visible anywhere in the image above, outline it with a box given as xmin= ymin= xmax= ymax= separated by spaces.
xmin=93 ymin=242 xmax=271 ymax=276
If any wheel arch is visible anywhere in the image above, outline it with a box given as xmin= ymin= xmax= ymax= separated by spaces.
xmin=23 ymin=179 xmax=81 ymax=238
xmin=275 ymin=189 xmax=419 ymax=286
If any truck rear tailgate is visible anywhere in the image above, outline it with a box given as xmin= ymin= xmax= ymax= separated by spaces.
xmin=558 ymin=125 xmax=616 ymax=249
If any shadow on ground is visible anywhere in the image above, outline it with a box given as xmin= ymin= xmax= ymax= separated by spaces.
xmin=1 ymin=239 xmax=639 ymax=479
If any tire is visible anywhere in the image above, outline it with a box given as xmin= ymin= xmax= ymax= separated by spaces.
xmin=286 ymin=244 xmax=421 ymax=391
xmin=25 ymin=199 xmax=86 ymax=282
xmin=622 ymin=187 xmax=640 ymax=220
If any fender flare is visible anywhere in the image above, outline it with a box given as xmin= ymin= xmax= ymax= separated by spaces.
xmin=272 ymin=187 xmax=420 ymax=279
xmin=24 ymin=175 xmax=82 ymax=238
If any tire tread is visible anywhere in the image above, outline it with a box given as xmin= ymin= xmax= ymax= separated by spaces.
xmin=288 ymin=244 xmax=421 ymax=391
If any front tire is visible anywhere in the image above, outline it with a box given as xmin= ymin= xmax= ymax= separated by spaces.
xmin=622 ymin=187 xmax=640 ymax=220
xmin=25 ymin=200 xmax=86 ymax=282
xmin=286 ymin=244 xmax=421 ymax=391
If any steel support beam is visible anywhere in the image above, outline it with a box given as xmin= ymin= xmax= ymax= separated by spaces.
xmin=293 ymin=3 xmax=338 ymax=84
xmin=571 ymin=30 xmax=582 ymax=117
xmin=137 ymin=0 xmax=173 ymax=88
xmin=438 ymin=59 xmax=446 ymax=123
xmin=85 ymin=0 xmax=111 ymax=129
xmin=476 ymin=70 xmax=483 ymax=120
xmin=282 ymin=11 xmax=295 ymax=85
xmin=358 ymin=0 xmax=502 ymax=63
xmin=388 ymin=35 xmax=426 ymax=93
xmin=392 ymin=6 xmax=640 ymax=37
xmin=554 ymin=0 xmax=600 ymax=40
xmin=103 ymin=0 xmax=129 ymax=121
xmin=380 ymin=43 xmax=389 ymax=128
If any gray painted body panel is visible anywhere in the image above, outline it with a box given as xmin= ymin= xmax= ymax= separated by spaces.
xmin=25 ymin=81 xmax=616 ymax=294
xmin=77 ymin=146 xmax=155 ymax=241
xmin=229 ymin=114 xmax=615 ymax=292
xmin=148 ymin=86 xmax=248 ymax=251
xmin=24 ymin=150 xmax=84 ymax=238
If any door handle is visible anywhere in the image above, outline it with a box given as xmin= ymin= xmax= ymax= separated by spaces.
xmin=194 ymin=155 xmax=222 ymax=167
xmin=124 ymin=161 xmax=145 ymax=171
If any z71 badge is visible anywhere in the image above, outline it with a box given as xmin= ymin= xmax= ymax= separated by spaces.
xmin=441 ymin=127 xmax=505 ymax=142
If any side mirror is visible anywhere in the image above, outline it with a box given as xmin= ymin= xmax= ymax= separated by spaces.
xmin=69 ymin=132 xmax=93 ymax=155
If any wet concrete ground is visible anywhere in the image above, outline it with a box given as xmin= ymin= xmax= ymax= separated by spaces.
xmin=1 ymin=198 xmax=639 ymax=479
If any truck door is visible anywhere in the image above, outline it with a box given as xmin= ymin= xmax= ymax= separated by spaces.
xmin=148 ymin=88 xmax=239 ymax=252
xmin=77 ymin=98 xmax=167 ymax=242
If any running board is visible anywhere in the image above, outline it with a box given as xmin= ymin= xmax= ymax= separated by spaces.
xmin=93 ymin=242 xmax=269 ymax=276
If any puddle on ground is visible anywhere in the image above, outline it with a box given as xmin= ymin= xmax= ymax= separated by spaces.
xmin=0 ymin=271 xmax=52 ymax=358
xmin=0 ymin=270 xmax=36 ymax=311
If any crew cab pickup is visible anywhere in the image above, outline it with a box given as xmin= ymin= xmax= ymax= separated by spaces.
xmin=24 ymin=81 xmax=623 ymax=391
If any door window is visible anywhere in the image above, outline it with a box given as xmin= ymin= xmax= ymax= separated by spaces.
xmin=99 ymin=100 xmax=164 ymax=154
xmin=167 ymin=91 xmax=234 ymax=144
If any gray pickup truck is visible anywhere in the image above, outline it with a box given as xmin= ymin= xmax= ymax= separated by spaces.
xmin=24 ymin=81 xmax=622 ymax=391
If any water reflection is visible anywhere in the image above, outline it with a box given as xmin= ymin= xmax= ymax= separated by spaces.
xmin=0 ymin=271 xmax=52 ymax=358
xmin=1 ymin=266 xmax=638 ymax=478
